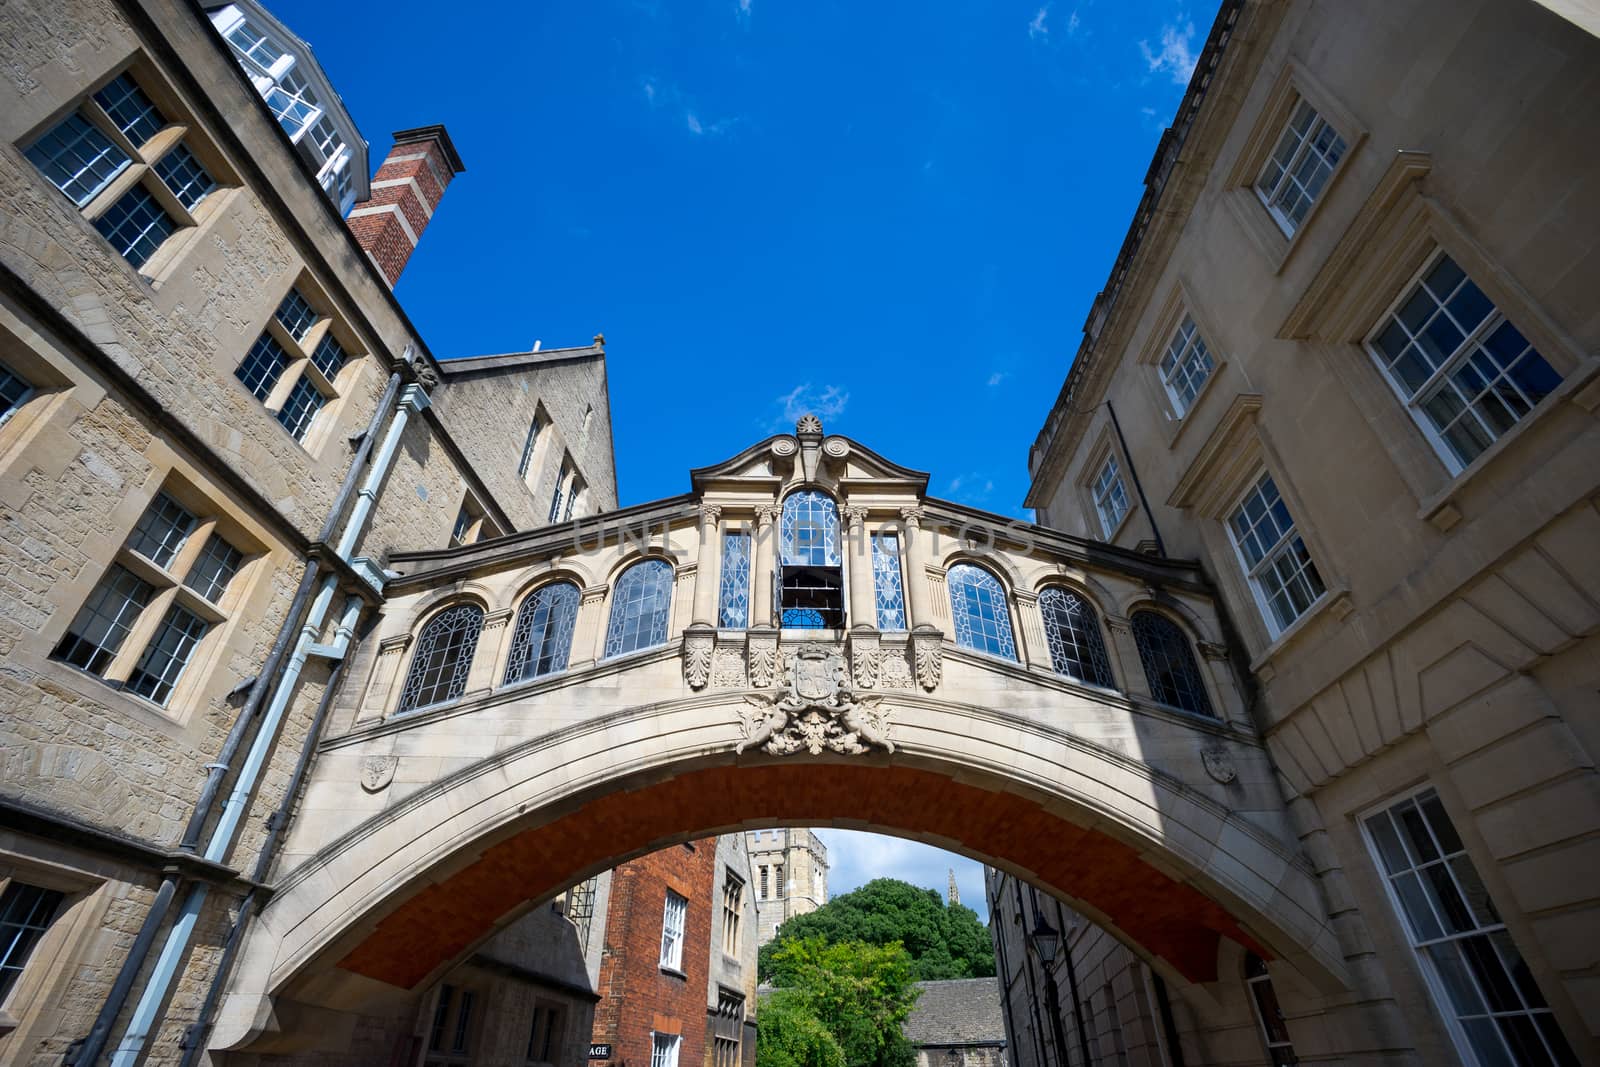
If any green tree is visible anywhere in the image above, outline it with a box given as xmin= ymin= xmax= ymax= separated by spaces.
xmin=758 ymin=878 xmax=995 ymax=982
xmin=755 ymin=992 xmax=845 ymax=1067
xmin=758 ymin=938 xmax=920 ymax=1067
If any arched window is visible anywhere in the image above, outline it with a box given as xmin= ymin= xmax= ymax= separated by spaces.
xmin=1244 ymin=953 xmax=1297 ymax=1066
xmin=398 ymin=603 xmax=484 ymax=713
xmin=779 ymin=490 xmax=843 ymax=628
xmin=1039 ymin=587 xmax=1114 ymax=688
xmin=946 ymin=563 xmax=1016 ymax=660
xmin=1130 ymin=611 xmax=1214 ymax=717
xmin=504 ymin=582 xmax=580 ymax=684
xmin=604 ymin=559 xmax=673 ymax=658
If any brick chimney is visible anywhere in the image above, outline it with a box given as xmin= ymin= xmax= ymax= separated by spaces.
xmin=347 ymin=125 xmax=465 ymax=286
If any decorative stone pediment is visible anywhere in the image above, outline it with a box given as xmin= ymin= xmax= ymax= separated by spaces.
xmin=736 ymin=644 xmax=894 ymax=755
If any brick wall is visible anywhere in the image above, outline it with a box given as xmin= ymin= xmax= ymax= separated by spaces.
xmin=592 ymin=843 xmax=718 ymax=1067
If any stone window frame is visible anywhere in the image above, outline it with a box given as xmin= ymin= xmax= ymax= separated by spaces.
xmin=231 ymin=274 xmax=367 ymax=454
xmin=523 ymin=997 xmax=566 ymax=1066
xmin=16 ymin=56 xmax=238 ymax=286
xmin=500 ymin=578 xmax=582 ymax=686
xmin=447 ymin=491 xmax=498 ymax=549
xmin=720 ymin=868 xmax=744 ymax=959
xmin=394 ymin=599 xmax=488 ymax=716
xmin=1275 ymin=153 xmax=1600 ymax=533
xmin=0 ymin=853 xmax=116 ymax=1048
xmin=1167 ymin=395 xmax=1349 ymax=667
xmin=944 ymin=559 xmax=1020 ymax=663
xmin=1125 ymin=605 xmax=1218 ymax=720
xmin=1033 ymin=581 xmax=1118 ymax=691
xmin=1073 ymin=429 xmax=1137 ymax=543
xmin=1222 ymin=58 xmax=1366 ymax=273
xmin=0 ymin=339 xmax=74 ymax=477
xmin=517 ymin=405 xmax=549 ymax=483
xmin=1243 ymin=953 xmax=1298 ymax=1066
xmin=601 ymin=556 xmax=677 ymax=662
xmin=1356 ymin=783 xmax=1580 ymax=1067
xmin=44 ymin=474 xmax=266 ymax=720
xmin=1224 ymin=470 xmax=1329 ymax=641
xmin=1132 ymin=279 xmax=1231 ymax=445
xmin=423 ymin=981 xmax=482 ymax=1066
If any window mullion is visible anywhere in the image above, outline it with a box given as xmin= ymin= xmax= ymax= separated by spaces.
xmin=105 ymin=583 xmax=180 ymax=683
xmin=79 ymin=162 xmax=149 ymax=223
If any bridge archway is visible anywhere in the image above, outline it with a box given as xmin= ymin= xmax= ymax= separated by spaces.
xmin=215 ymin=688 xmax=1347 ymax=1052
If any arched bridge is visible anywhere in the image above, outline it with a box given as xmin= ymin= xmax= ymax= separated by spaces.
xmin=214 ymin=419 xmax=1348 ymax=1052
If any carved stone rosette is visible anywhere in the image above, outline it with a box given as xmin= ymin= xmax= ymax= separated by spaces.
xmin=911 ymin=628 xmax=943 ymax=691
xmin=849 ymin=629 xmax=881 ymax=689
xmin=683 ymin=628 xmax=715 ymax=690
xmin=746 ymin=629 xmax=779 ymax=688
xmin=736 ymin=644 xmax=894 ymax=756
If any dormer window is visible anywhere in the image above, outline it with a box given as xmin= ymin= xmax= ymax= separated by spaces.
xmin=779 ymin=490 xmax=843 ymax=628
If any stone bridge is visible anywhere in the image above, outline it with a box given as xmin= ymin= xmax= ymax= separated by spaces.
xmin=214 ymin=419 xmax=1349 ymax=1053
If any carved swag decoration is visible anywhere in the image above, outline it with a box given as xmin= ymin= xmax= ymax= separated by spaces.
xmin=737 ymin=644 xmax=894 ymax=756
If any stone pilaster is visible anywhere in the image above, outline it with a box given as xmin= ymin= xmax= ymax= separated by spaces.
xmin=691 ymin=503 xmax=723 ymax=627
xmin=843 ymin=505 xmax=875 ymax=630
xmin=751 ymin=503 xmax=781 ymax=628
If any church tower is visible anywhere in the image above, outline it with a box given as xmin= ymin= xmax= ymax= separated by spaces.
xmin=746 ymin=828 xmax=830 ymax=945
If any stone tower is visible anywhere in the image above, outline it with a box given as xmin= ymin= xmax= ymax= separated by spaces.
xmin=745 ymin=828 xmax=830 ymax=945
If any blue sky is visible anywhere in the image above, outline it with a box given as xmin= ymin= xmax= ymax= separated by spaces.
xmin=266 ymin=0 xmax=1203 ymax=921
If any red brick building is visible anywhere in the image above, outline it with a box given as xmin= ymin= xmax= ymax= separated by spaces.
xmin=591 ymin=836 xmax=759 ymax=1067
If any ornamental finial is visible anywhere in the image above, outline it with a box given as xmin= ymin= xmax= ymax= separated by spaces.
xmin=795 ymin=413 xmax=823 ymax=437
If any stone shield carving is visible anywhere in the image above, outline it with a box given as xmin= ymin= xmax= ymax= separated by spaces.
xmin=1201 ymin=748 xmax=1238 ymax=785
xmin=360 ymin=755 xmax=398 ymax=793
xmin=736 ymin=644 xmax=894 ymax=756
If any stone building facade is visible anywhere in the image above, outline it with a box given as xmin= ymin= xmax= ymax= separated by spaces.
xmin=902 ymin=979 xmax=1007 ymax=1067
xmin=1001 ymin=0 xmax=1600 ymax=1065
xmin=0 ymin=0 xmax=618 ymax=1063
xmin=588 ymin=836 xmax=758 ymax=1067
xmin=744 ymin=828 xmax=828 ymax=946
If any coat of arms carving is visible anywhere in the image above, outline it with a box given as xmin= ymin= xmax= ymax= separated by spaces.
xmin=360 ymin=754 xmax=398 ymax=793
xmin=736 ymin=644 xmax=894 ymax=756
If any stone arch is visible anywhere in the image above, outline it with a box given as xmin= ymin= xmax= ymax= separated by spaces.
xmin=214 ymin=690 xmax=1350 ymax=1053
xmin=399 ymin=581 xmax=497 ymax=627
xmin=1034 ymin=581 xmax=1120 ymax=690
xmin=1125 ymin=603 xmax=1223 ymax=719
xmin=505 ymin=563 xmax=596 ymax=610
xmin=597 ymin=547 xmax=683 ymax=589
xmin=1120 ymin=592 xmax=1222 ymax=648
xmin=937 ymin=544 xmax=1028 ymax=593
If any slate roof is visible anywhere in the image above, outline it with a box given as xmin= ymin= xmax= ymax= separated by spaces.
xmin=902 ymin=978 xmax=1007 ymax=1047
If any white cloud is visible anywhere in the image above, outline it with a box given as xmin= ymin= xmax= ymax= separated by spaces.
xmin=738 ymin=0 xmax=752 ymax=13
xmin=813 ymin=830 xmax=990 ymax=922
xmin=771 ymin=382 xmax=850 ymax=431
xmin=1139 ymin=20 xmax=1198 ymax=85
xmin=686 ymin=112 xmax=703 ymax=135
xmin=942 ymin=473 xmax=996 ymax=503
xmin=1028 ymin=5 xmax=1049 ymax=39
xmin=986 ymin=371 xmax=1007 ymax=387
xmin=1067 ymin=9 xmax=1080 ymax=33
xmin=643 ymin=78 xmax=659 ymax=105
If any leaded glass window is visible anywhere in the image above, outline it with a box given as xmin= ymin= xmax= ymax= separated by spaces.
xmin=947 ymin=563 xmax=1016 ymax=660
xmin=1039 ymin=587 xmax=1113 ymax=688
xmin=1368 ymin=253 xmax=1562 ymax=473
xmin=0 ymin=881 xmax=66 ymax=1002
xmin=1130 ymin=611 xmax=1213 ymax=717
xmin=398 ymin=604 xmax=484 ymax=713
xmin=718 ymin=533 xmax=751 ymax=629
xmin=125 ymin=604 xmax=208 ymax=704
xmin=127 ymin=492 xmax=197 ymax=568
xmin=780 ymin=491 xmax=840 ymax=566
xmin=1160 ymin=316 xmax=1215 ymax=416
xmin=604 ymin=560 xmax=673 ymax=658
xmin=1364 ymin=789 xmax=1578 ymax=1067
xmin=311 ymin=333 xmax=347 ymax=379
xmin=24 ymin=112 xmax=131 ymax=207
xmin=504 ymin=582 xmax=579 ymax=683
xmin=1092 ymin=456 xmax=1130 ymax=537
xmin=51 ymin=564 xmax=154 ymax=675
xmin=1229 ymin=473 xmax=1325 ymax=634
xmin=275 ymin=375 xmax=325 ymax=441
xmin=92 ymin=74 xmax=165 ymax=148
xmin=872 ymin=533 xmax=907 ymax=631
xmin=235 ymin=334 xmax=289 ymax=401
xmin=1255 ymin=97 xmax=1347 ymax=236
xmin=93 ymin=185 xmax=176 ymax=269
xmin=152 ymin=142 xmax=216 ymax=210
xmin=274 ymin=288 xmax=319 ymax=342
xmin=183 ymin=534 xmax=243 ymax=603
xmin=0 ymin=362 xmax=35 ymax=425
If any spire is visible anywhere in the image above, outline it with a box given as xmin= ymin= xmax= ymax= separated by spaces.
xmin=948 ymin=868 xmax=960 ymax=906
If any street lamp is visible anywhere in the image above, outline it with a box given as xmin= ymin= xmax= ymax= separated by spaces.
xmin=1030 ymin=917 xmax=1060 ymax=964
xmin=1030 ymin=911 xmax=1093 ymax=1067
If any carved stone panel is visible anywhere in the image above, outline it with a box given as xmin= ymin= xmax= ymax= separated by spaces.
xmin=735 ymin=644 xmax=894 ymax=756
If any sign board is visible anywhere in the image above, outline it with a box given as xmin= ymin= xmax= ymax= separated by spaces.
xmin=589 ymin=1045 xmax=613 ymax=1060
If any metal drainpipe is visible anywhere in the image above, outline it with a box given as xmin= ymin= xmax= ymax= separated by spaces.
xmin=101 ymin=382 xmax=428 ymax=1066
xmin=1104 ymin=400 xmax=1165 ymax=557
xmin=175 ymin=630 xmax=356 ymax=1067
xmin=65 ymin=369 xmax=404 ymax=1067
